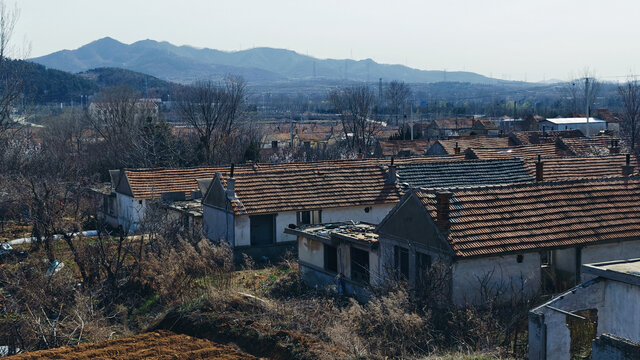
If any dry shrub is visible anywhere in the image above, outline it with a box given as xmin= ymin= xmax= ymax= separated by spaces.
xmin=138 ymin=236 xmax=233 ymax=305
xmin=330 ymin=290 xmax=431 ymax=358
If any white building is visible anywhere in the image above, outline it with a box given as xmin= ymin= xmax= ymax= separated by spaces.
xmin=538 ymin=117 xmax=606 ymax=135
xmin=529 ymin=258 xmax=640 ymax=360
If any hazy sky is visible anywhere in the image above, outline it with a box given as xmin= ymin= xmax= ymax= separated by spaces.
xmin=14 ymin=0 xmax=640 ymax=82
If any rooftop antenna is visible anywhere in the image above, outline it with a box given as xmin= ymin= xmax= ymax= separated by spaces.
xmin=145 ymin=77 xmax=148 ymax=98
xmin=410 ymin=102 xmax=414 ymax=140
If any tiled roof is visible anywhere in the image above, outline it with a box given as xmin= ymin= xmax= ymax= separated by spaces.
xmin=219 ymin=165 xmax=402 ymax=215
xmin=123 ymin=168 xmax=220 ymax=199
xmin=431 ymin=118 xmax=475 ymax=130
xmin=465 ymin=144 xmax=561 ymax=159
xmin=431 ymin=137 xmax=510 ymax=154
xmin=377 ymin=139 xmax=430 ymax=157
xmin=557 ymin=136 xmax=626 ymax=156
xmin=396 ymin=159 xmax=533 ymax=190
xmin=509 ymin=130 xmax=584 ymax=146
xmin=522 ymin=155 xmax=636 ymax=181
xmin=121 ymin=156 xmax=465 ymax=199
xmin=414 ymin=177 xmax=640 ymax=258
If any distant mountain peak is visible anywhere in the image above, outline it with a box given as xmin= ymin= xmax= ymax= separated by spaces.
xmin=31 ymin=38 xmax=505 ymax=85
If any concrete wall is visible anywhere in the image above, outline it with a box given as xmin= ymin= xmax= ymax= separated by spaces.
xmin=234 ymin=216 xmax=251 ymax=247
xmin=599 ymin=280 xmax=640 ymax=344
xmin=116 ymin=194 xmax=145 ymax=232
xmin=298 ymin=236 xmax=324 ymax=268
xmin=202 ymin=205 xmax=235 ymax=246
xmin=592 ymin=334 xmax=640 ymax=360
xmin=452 ymin=252 xmax=541 ymax=306
xmin=529 ymin=280 xmax=606 ymax=360
xmin=321 ymin=204 xmax=395 ymax=225
xmin=529 ymin=277 xmax=640 ymax=360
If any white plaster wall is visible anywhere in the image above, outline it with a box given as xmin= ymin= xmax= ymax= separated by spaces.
xmin=298 ymin=236 xmax=324 ymax=268
xmin=202 ymin=205 xmax=235 ymax=246
xmin=599 ymin=280 xmax=640 ymax=343
xmin=235 ymin=216 xmax=251 ymax=247
xmin=116 ymin=194 xmax=145 ymax=232
xmin=322 ymin=203 xmax=395 ymax=224
xmin=276 ymin=211 xmax=297 ymax=243
xmin=452 ymin=253 xmax=541 ymax=305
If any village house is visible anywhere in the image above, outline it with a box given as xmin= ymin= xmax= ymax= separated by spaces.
xmin=471 ymin=119 xmax=500 ymax=136
xmin=103 ymin=167 xmax=215 ymax=232
xmin=285 ymin=222 xmax=380 ymax=299
xmin=426 ymin=137 xmax=510 ymax=155
xmin=508 ymin=129 xmax=584 ymax=146
xmin=425 ymin=118 xmax=475 ymax=138
xmin=375 ymin=174 xmax=640 ymax=305
xmin=374 ymin=139 xmax=430 ymax=158
xmin=201 ymin=162 xmax=403 ymax=260
xmin=529 ymin=258 xmax=640 ymax=360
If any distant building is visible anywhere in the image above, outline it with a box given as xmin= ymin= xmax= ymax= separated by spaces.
xmin=529 ymin=258 xmax=640 ymax=360
xmin=425 ymin=118 xmax=475 ymax=138
xmin=375 ymin=139 xmax=430 ymax=158
xmin=538 ymin=117 xmax=606 ymax=135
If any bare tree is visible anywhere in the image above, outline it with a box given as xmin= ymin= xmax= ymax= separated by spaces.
xmin=175 ymin=75 xmax=246 ymax=163
xmin=564 ymin=69 xmax=601 ymax=116
xmin=328 ymin=85 xmax=381 ymax=153
xmin=619 ymin=77 xmax=640 ymax=153
xmin=385 ymin=80 xmax=411 ymax=126
xmin=0 ymin=0 xmax=23 ymax=134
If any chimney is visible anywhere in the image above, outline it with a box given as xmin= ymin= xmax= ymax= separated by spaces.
xmin=609 ymin=139 xmax=620 ymax=154
xmin=387 ymin=157 xmax=396 ymax=184
xmin=226 ymin=163 xmax=236 ymax=198
xmin=622 ymin=154 xmax=635 ymax=177
xmin=435 ymin=191 xmax=453 ymax=234
xmin=454 ymin=141 xmax=461 ymax=155
xmin=536 ymin=155 xmax=544 ymax=182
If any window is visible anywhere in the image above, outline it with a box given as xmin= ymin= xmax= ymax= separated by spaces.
xmin=350 ymin=247 xmax=370 ymax=284
xmin=517 ymin=254 xmax=524 ymax=263
xmin=416 ymin=252 xmax=432 ymax=281
xmin=250 ymin=214 xmax=275 ymax=246
xmin=297 ymin=210 xmax=322 ymax=225
xmin=138 ymin=200 xmax=143 ymax=205
xmin=324 ymin=244 xmax=338 ymax=273
xmin=394 ymin=246 xmax=409 ymax=279
xmin=271 ymin=140 xmax=278 ymax=149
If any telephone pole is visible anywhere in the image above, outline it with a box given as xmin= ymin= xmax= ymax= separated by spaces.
xmin=585 ymin=77 xmax=590 ymax=137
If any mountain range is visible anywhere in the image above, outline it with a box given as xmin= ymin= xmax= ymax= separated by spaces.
xmin=31 ymin=37 xmax=502 ymax=84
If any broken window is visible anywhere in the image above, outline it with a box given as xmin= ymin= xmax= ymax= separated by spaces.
xmin=324 ymin=244 xmax=338 ymax=273
xmin=350 ymin=247 xmax=369 ymax=284
xmin=394 ymin=246 xmax=409 ymax=280
xmin=297 ymin=210 xmax=321 ymax=225
xmin=416 ymin=252 xmax=431 ymax=281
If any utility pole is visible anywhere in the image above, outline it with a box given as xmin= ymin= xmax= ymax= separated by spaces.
xmin=585 ymin=77 xmax=590 ymax=137
xmin=410 ymin=102 xmax=414 ymax=140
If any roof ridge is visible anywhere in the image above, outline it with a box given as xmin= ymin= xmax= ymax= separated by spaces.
xmin=417 ymin=175 xmax=640 ymax=193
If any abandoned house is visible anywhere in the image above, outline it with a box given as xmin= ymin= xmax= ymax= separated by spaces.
xmin=102 ymin=167 xmax=216 ymax=232
xmin=375 ymin=176 xmax=640 ymax=305
xmin=201 ymin=163 xmax=402 ymax=259
xmin=285 ymin=222 xmax=380 ymax=298
xmin=529 ymin=258 xmax=640 ymax=360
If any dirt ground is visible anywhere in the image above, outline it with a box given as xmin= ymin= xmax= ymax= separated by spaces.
xmin=6 ymin=330 xmax=259 ymax=360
